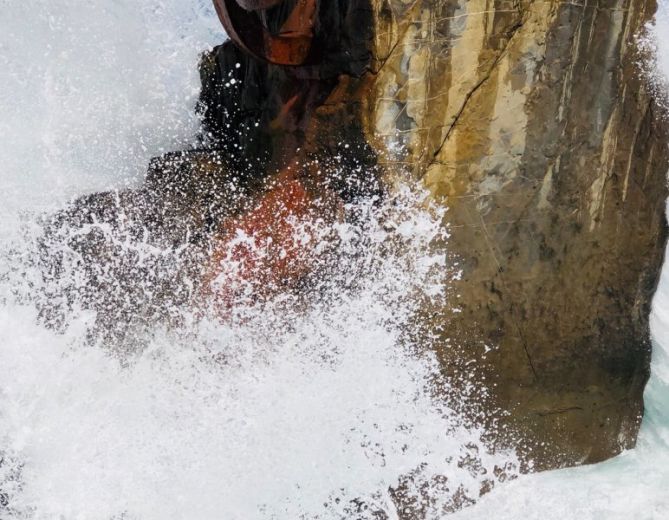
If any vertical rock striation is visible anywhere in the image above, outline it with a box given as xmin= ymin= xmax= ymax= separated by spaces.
xmin=358 ymin=0 xmax=669 ymax=468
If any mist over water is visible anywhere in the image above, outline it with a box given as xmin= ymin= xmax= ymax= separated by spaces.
xmin=2 ymin=1 xmax=669 ymax=519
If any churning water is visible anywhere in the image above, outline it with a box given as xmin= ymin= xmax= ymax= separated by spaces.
xmin=0 ymin=1 xmax=668 ymax=519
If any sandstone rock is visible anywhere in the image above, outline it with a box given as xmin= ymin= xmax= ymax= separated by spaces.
xmin=199 ymin=0 xmax=669 ymax=469
xmin=364 ymin=0 xmax=669 ymax=469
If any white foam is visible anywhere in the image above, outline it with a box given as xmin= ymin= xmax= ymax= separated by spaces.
xmin=0 ymin=0 xmax=220 ymax=217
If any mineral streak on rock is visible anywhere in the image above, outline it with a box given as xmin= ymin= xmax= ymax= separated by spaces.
xmin=212 ymin=0 xmax=319 ymax=66
xmin=198 ymin=0 xmax=669 ymax=469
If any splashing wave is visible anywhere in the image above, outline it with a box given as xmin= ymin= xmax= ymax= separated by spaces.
xmin=0 ymin=2 xmax=517 ymax=518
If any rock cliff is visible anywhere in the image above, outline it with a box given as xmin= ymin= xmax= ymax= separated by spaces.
xmin=198 ymin=0 xmax=669 ymax=469
xmin=39 ymin=0 xmax=669 ymax=471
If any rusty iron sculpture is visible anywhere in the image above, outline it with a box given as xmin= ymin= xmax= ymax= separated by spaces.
xmin=212 ymin=0 xmax=318 ymax=66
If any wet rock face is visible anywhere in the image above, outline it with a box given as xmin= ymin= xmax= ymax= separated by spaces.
xmin=361 ymin=0 xmax=669 ymax=468
xmin=201 ymin=0 xmax=669 ymax=468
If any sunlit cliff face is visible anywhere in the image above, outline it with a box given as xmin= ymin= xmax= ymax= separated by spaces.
xmin=211 ymin=0 xmax=317 ymax=66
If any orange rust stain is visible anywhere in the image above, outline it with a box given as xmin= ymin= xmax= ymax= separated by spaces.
xmin=203 ymin=170 xmax=334 ymax=317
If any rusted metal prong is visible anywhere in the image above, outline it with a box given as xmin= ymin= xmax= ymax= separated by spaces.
xmin=234 ymin=0 xmax=285 ymax=11
xmin=212 ymin=0 xmax=318 ymax=66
